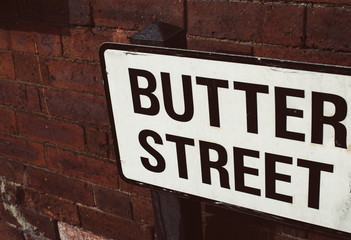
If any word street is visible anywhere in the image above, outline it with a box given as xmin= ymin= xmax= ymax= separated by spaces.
xmin=131 ymin=68 xmax=339 ymax=209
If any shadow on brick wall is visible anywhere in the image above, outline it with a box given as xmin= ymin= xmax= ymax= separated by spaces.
xmin=204 ymin=205 xmax=275 ymax=240
xmin=0 ymin=0 xmax=90 ymax=35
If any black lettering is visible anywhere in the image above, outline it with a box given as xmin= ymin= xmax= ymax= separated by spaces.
xmin=311 ymin=92 xmax=347 ymax=148
xmin=275 ymin=87 xmax=305 ymax=141
xmin=199 ymin=140 xmax=230 ymax=189
xmin=265 ymin=153 xmax=293 ymax=203
xmin=129 ymin=68 xmax=160 ymax=115
xmin=139 ymin=130 xmax=165 ymax=173
xmin=166 ymin=134 xmax=195 ymax=179
xmin=297 ymin=159 xmax=334 ymax=209
xmin=234 ymin=82 xmax=269 ymax=134
xmin=161 ymin=73 xmax=194 ymax=122
xmin=196 ymin=77 xmax=229 ymax=127
xmin=233 ymin=147 xmax=261 ymax=196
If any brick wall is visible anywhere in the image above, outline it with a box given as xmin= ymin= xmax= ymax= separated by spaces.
xmin=0 ymin=0 xmax=350 ymax=239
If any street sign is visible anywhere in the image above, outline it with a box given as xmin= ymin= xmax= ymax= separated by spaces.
xmin=100 ymin=43 xmax=351 ymax=237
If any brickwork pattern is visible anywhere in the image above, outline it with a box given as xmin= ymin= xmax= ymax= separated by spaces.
xmin=0 ymin=0 xmax=350 ymax=239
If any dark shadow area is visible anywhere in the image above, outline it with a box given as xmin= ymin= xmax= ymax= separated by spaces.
xmin=204 ymin=205 xmax=275 ymax=240
xmin=0 ymin=0 xmax=87 ymax=35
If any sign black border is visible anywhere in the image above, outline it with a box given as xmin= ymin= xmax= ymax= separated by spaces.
xmin=99 ymin=42 xmax=351 ymax=239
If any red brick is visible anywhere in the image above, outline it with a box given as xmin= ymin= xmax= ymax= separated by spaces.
xmin=0 ymin=158 xmax=24 ymax=184
xmin=13 ymin=54 xmax=49 ymax=84
xmin=0 ymin=106 xmax=16 ymax=134
xmin=79 ymin=206 xmax=154 ymax=240
xmin=92 ymin=0 xmax=184 ymax=29
xmin=119 ymin=177 xmax=151 ymax=199
xmin=23 ymin=232 xmax=46 ymax=240
xmin=27 ymin=167 xmax=94 ymax=206
xmin=47 ymin=147 xmax=118 ymax=188
xmin=62 ymin=28 xmax=114 ymax=61
xmin=9 ymin=29 xmax=36 ymax=54
xmin=85 ymin=126 xmax=115 ymax=159
xmin=67 ymin=0 xmax=92 ymax=25
xmin=253 ymin=44 xmax=351 ymax=67
xmin=0 ymin=221 xmax=24 ymax=240
xmin=0 ymin=200 xmax=19 ymax=226
xmin=44 ymin=89 xmax=109 ymax=126
xmin=294 ymin=0 xmax=351 ymax=5
xmin=307 ymin=6 xmax=351 ymax=51
xmin=47 ymin=59 xmax=104 ymax=95
xmin=309 ymin=231 xmax=345 ymax=240
xmin=1 ymin=182 xmax=21 ymax=204
xmin=274 ymin=223 xmax=308 ymax=240
xmin=17 ymin=112 xmax=85 ymax=150
xmin=112 ymin=29 xmax=136 ymax=44
xmin=9 ymin=26 xmax=61 ymax=56
xmin=0 ymin=135 xmax=45 ymax=167
xmin=0 ymin=80 xmax=40 ymax=112
xmin=131 ymin=196 xmax=154 ymax=225
xmin=21 ymin=188 xmax=79 ymax=225
xmin=36 ymin=29 xmax=62 ymax=57
xmin=188 ymin=1 xmax=304 ymax=46
xmin=0 ymin=52 xmax=15 ymax=80
xmin=0 ymin=29 xmax=10 ymax=50
xmin=94 ymin=186 xmax=131 ymax=218
xmin=187 ymin=37 xmax=252 ymax=55
xmin=58 ymin=222 xmax=109 ymax=240
xmin=20 ymin=209 xmax=58 ymax=240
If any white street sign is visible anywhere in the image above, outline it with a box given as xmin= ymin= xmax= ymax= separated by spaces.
xmin=100 ymin=43 xmax=351 ymax=236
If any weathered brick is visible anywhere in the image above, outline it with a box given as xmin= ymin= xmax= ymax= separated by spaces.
xmin=0 ymin=80 xmax=40 ymax=112
xmin=274 ymin=223 xmax=308 ymax=240
xmin=9 ymin=29 xmax=36 ymax=54
xmin=0 ymin=135 xmax=45 ymax=167
xmin=47 ymin=59 xmax=104 ymax=95
xmin=66 ymin=0 xmax=92 ymax=25
xmin=27 ymin=167 xmax=94 ymax=206
xmin=0 ymin=158 xmax=24 ymax=184
xmin=43 ymin=89 xmax=109 ymax=126
xmin=46 ymin=147 xmax=118 ymax=188
xmin=188 ymin=1 xmax=304 ymax=46
xmin=85 ymin=126 xmax=115 ymax=159
xmin=294 ymin=0 xmax=351 ymax=6
xmin=0 ymin=29 xmax=10 ymax=50
xmin=13 ymin=54 xmax=49 ymax=84
xmin=36 ymin=29 xmax=62 ymax=56
xmin=23 ymin=232 xmax=46 ymax=240
xmin=0 ymin=200 xmax=19 ymax=226
xmin=309 ymin=231 xmax=345 ymax=240
xmin=0 ymin=52 xmax=15 ymax=80
xmin=307 ymin=6 xmax=351 ymax=51
xmin=0 ymin=221 xmax=24 ymax=240
xmin=17 ymin=112 xmax=85 ymax=150
xmin=79 ymin=206 xmax=154 ymax=240
xmin=9 ymin=26 xmax=61 ymax=56
xmin=92 ymin=0 xmax=184 ymax=29
xmin=131 ymin=196 xmax=154 ymax=225
xmin=119 ymin=177 xmax=151 ymax=199
xmin=0 ymin=106 xmax=16 ymax=134
xmin=94 ymin=186 xmax=131 ymax=218
xmin=253 ymin=44 xmax=351 ymax=67
xmin=20 ymin=208 xmax=58 ymax=240
xmin=62 ymin=28 xmax=114 ymax=61
xmin=58 ymin=222 xmax=108 ymax=240
xmin=187 ymin=37 xmax=252 ymax=55
xmin=7 ymin=0 xmax=92 ymax=26
xmin=21 ymin=188 xmax=79 ymax=225
xmin=112 ymin=29 xmax=136 ymax=44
